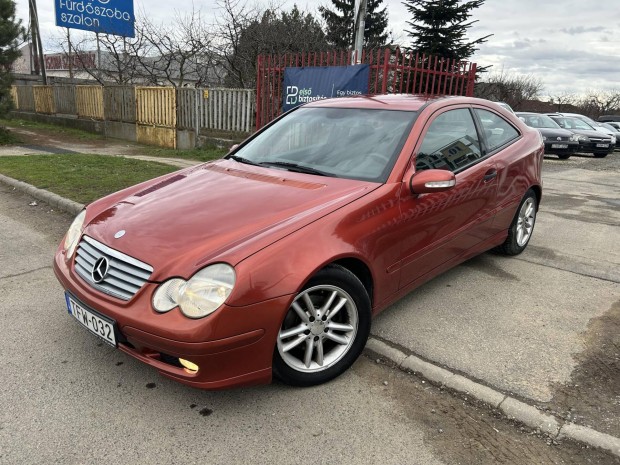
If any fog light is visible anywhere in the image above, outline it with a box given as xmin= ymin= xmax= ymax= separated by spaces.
xmin=179 ymin=358 xmax=199 ymax=374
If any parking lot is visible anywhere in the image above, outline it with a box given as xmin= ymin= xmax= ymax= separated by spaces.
xmin=0 ymin=148 xmax=618 ymax=464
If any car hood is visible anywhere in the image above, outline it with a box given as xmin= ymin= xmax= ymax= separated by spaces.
xmin=536 ymin=128 xmax=574 ymax=138
xmin=565 ymin=128 xmax=611 ymax=139
xmin=82 ymin=160 xmax=376 ymax=280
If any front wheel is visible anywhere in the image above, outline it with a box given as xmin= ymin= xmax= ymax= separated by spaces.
xmin=273 ymin=265 xmax=371 ymax=387
xmin=558 ymin=154 xmax=571 ymax=160
xmin=495 ymin=189 xmax=537 ymax=256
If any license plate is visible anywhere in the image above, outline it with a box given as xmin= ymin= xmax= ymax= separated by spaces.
xmin=551 ymin=144 xmax=568 ymax=149
xmin=596 ymin=143 xmax=609 ymax=148
xmin=65 ymin=293 xmax=117 ymax=347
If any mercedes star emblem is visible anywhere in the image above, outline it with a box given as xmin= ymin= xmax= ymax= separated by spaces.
xmin=92 ymin=257 xmax=110 ymax=284
xmin=557 ymin=137 xmax=562 ymax=141
xmin=114 ymin=230 xmax=126 ymax=239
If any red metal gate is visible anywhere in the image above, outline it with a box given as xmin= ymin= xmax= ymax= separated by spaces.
xmin=256 ymin=47 xmax=477 ymax=130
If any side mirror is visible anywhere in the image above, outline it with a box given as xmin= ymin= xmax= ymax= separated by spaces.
xmin=409 ymin=169 xmax=456 ymax=194
xmin=229 ymin=144 xmax=239 ymax=152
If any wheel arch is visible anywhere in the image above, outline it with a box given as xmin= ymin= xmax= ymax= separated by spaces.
xmin=330 ymin=257 xmax=374 ymax=307
xmin=530 ymin=184 xmax=542 ymax=210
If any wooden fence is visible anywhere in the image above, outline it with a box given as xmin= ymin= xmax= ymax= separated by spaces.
xmin=104 ymin=86 xmax=135 ymax=122
xmin=76 ymin=86 xmax=104 ymax=119
xmin=15 ymin=86 xmax=35 ymax=112
xmin=9 ymin=84 xmax=256 ymax=148
xmin=33 ymin=86 xmax=55 ymax=114
xmin=53 ymin=85 xmax=77 ymax=115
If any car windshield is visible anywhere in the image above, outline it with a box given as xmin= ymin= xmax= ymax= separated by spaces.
xmin=229 ymin=107 xmax=417 ymax=182
xmin=519 ymin=114 xmax=560 ymax=129
xmin=600 ymin=123 xmax=619 ymax=132
xmin=552 ymin=117 xmax=594 ymax=131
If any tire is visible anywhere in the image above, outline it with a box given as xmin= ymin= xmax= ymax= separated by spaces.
xmin=495 ymin=189 xmax=537 ymax=256
xmin=593 ymin=153 xmax=608 ymax=158
xmin=558 ymin=154 xmax=571 ymax=160
xmin=273 ymin=264 xmax=371 ymax=387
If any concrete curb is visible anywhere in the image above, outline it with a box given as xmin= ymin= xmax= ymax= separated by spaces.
xmin=365 ymin=337 xmax=620 ymax=458
xmin=2 ymin=174 xmax=619 ymax=458
xmin=0 ymin=174 xmax=84 ymax=215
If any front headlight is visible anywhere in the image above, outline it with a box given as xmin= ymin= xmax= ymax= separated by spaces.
xmin=152 ymin=264 xmax=236 ymax=319
xmin=64 ymin=210 xmax=86 ymax=258
xmin=569 ymin=134 xmax=580 ymax=142
xmin=611 ymin=135 xmax=616 ymax=144
xmin=577 ymin=135 xmax=588 ymax=142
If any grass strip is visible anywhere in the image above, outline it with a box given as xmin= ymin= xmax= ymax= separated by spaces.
xmin=0 ymin=127 xmax=22 ymax=145
xmin=0 ymin=154 xmax=177 ymax=204
xmin=147 ymin=145 xmax=227 ymax=162
xmin=0 ymin=118 xmax=104 ymax=141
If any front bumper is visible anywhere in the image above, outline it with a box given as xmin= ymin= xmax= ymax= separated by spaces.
xmin=579 ymin=140 xmax=614 ymax=155
xmin=544 ymin=140 xmax=579 ymax=155
xmin=54 ymin=249 xmax=292 ymax=390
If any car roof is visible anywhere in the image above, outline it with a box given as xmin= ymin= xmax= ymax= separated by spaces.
xmin=305 ymin=94 xmax=496 ymax=112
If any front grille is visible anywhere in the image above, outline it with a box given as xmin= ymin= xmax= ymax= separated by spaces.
xmin=74 ymin=236 xmax=153 ymax=301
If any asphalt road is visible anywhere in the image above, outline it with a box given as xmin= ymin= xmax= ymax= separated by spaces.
xmin=0 ymin=149 xmax=619 ymax=464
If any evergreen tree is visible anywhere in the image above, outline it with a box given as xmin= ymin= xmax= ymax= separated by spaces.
xmin=319 ymin=0 xmax=389 ymax=49
xmin=0 ymin=0 xmax=24 ymax=119
xmin=403 ymin=0 xmax=490 ymax=61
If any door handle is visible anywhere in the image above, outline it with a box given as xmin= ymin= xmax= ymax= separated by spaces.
xmin=483 ymin=169 xmax=497 ymax=182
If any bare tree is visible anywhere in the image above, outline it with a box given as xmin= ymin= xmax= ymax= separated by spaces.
xmin=129 ymin=8 xmax=215 ymax=87
xmin=573 ymin=89 xmax=620 ymax=118
xmin=51 ymin=7 xmax=219 ymax=87
xmin=475 ymin=69 xmax=544 ymax=110
xmin=548 ymin=92 xmax=577 ymax=113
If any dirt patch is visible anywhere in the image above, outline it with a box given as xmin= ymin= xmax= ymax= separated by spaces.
xmin=546 ymin=299 xmax=620 ymax=437
xmin=3 ymin=125 xmax=150 ymax=156
xmin=360 ymin=355 xmax=619 ymax=464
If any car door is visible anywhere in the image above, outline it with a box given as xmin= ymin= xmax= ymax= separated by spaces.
xmin=471 ymin=107 xmax=525 ymax=234
xmin=397 ymin=106 xmax=499 ymax=290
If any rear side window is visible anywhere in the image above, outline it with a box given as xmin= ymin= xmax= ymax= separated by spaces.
xmin=415 ymin=109 xmax=482 ymax=172
xmin=474 ymin=109 xmax=520 ymax=152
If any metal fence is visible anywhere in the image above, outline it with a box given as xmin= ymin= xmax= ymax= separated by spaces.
xmin=9 ymin=84 xmax=256 ymax=143
xmin=256 ymin=47 xmax=477 ymax=129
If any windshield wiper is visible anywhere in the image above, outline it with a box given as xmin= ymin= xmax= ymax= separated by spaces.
xmin=227 ymin=154 xmax=262 ymax=166
xmin=259 ymin=161 xmax=332 ymax=177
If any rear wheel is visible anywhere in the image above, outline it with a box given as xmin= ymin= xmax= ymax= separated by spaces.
xmin=273 ymin=265 xmax=371 ymax=387
xmin=495 ymin=189 xmax=537 ymax=256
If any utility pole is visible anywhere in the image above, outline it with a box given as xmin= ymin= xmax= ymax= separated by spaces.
xmin=352 ymin=0 xmax=368 ymax=64
xmin=67 ymin=28 xmax=74 ymax=80
xmin=29 ymin=0 xmax=47 ymax=84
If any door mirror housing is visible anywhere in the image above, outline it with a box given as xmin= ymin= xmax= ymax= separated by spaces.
xmin=229 ymin=144 xmax=239 ymax=152
xmin=409 ymin=169 xmax=456 ymax=194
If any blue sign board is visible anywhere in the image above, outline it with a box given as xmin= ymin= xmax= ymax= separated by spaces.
xmin=55 ymin=0 xmax=135 ymax=38
xmin=282 ymin=65 xmax=370 ymax=112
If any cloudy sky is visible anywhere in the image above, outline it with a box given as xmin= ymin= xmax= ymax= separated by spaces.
xmin=15 ymin=0 xmax=620 ymax=97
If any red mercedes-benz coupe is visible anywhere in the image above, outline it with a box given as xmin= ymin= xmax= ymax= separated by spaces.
xmin=54 ymin=95 xmax=543 ymax=389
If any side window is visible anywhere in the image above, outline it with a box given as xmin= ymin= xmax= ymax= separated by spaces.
xmin=415 ymin=109 xmax=482 ymax=172
xmin=474 ymin=109 xmax=520 ymax=152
